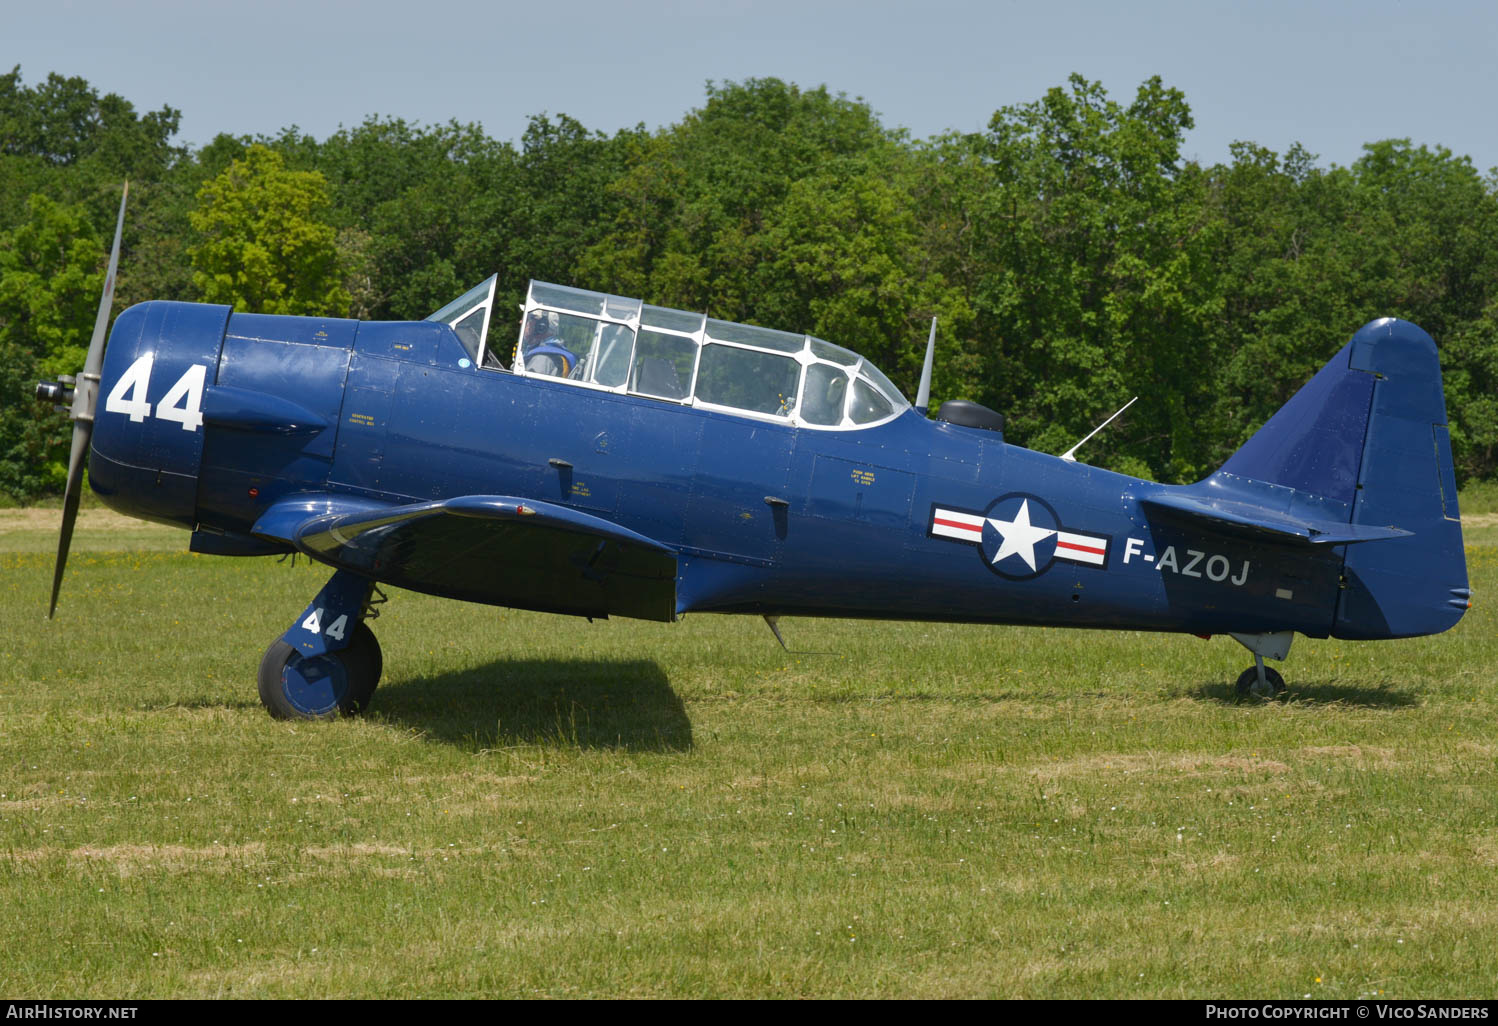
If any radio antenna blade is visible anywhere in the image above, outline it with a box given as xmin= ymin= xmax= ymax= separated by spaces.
xmin=915 ymin=316 xmax=936 ymax=415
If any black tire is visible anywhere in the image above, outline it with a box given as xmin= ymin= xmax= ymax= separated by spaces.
xmin=1235 ymin=665 xmax=1286 ymax=699
xmin=348 ymin=622 xmax=382 ymax=712
xmin=257 ymin=622 xmax=382 ymax=720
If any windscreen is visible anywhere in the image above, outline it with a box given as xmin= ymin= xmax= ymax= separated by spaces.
xmin=426 ymin=275 xmax=497 ymax=365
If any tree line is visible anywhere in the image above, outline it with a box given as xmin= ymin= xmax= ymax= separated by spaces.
xmin=3 ymin=66 xmax=1496 ymax=501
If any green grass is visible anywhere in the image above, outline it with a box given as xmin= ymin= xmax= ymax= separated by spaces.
xmin=3 ymin=506 xmax=1496 ymax=998
xmin=1456 ymin=479 xmax=1498 ymax=515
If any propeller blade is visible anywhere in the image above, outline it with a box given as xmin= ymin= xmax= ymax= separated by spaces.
xmin=47 ymin=428 xmax=91 ymax=618
xmin=47 ymin=182 xmax=128 ymax=619
xmin=73 ymin=181 xmax=129 ymax=425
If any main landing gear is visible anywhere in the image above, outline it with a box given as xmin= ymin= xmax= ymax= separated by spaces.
xmin=258 ymin=569 xmax=385 ymax=720
xmin=1230 ymin=631 xmax=1292 ymax=699
xmin=259 ymin=622 xmax=382 ymax=718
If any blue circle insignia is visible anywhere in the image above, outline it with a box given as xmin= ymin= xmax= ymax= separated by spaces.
xmin=978 ymin=493 xmax=1062 ymax=580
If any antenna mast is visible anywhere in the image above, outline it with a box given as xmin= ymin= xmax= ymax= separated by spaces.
xmin=1060 ymin=396 xmax=1137 ymax=463
xmin=914 ymin=317 xmax=936 ymax=414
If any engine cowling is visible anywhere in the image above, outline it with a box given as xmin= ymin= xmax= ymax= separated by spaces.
xmin=89 ymin=301 xmax=233 ymax=529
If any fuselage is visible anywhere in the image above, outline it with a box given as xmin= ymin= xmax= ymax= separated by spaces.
xmin=87 ymin=299 xmax=1364 ymax=641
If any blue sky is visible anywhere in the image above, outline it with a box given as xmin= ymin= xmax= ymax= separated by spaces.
xmin=10 ymin=0 xmax=1497 ymax=173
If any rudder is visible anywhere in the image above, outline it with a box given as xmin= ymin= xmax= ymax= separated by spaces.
xmin=1334 ymin=318 xmax=1467 ymax=638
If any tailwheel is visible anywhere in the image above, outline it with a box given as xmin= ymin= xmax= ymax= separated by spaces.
xmin=258 ymin=622 xmax=382 ymax=720
xmin=1235 ymin=662 xmax=1286 ymax=700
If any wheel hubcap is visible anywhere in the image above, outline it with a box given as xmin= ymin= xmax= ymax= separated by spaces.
xmin=280 ymin=651 xmax=349 ymax=716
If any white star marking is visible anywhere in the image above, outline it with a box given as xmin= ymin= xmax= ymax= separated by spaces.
xmin=986 ymin=499 xmax=1055 ymax=572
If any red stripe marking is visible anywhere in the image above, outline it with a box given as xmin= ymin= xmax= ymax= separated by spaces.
xmin=933 ymin=517 xmax=981 ymax=533
xmin=1056 ymin=540 xmax=1106 ymax=556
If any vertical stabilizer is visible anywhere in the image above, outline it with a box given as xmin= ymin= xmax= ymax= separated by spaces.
xmin=1212 ymin=318 xmax=1467 ymax=639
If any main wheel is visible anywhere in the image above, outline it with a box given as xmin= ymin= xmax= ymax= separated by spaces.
xmin=257 ymin=622 xmax=382 ymax=720
xmin=1235 ymin=664 xmax=1286 ymax=699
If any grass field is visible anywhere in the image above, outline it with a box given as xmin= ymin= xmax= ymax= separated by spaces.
xmin=3 ymin=505 xmax=1496 ymax=998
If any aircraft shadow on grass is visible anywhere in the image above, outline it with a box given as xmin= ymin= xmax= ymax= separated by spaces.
xmin=1189 ymin=678 xmax=1419 ymax=708
xmin=371 ymin=657 xmax=693 ymax=752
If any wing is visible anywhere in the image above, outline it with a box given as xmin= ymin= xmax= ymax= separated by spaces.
xmin=1139 ymin=492 xmax=1413 ymax=545
xmin=253 ymin=494 xmax=677 ymax=622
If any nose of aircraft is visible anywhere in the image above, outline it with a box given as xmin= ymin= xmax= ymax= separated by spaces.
xmin=87 ymin=300 xmax=233 ymax=528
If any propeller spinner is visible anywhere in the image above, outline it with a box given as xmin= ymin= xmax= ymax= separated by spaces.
xmin=35 ymin=182 xmax=129 ymax=618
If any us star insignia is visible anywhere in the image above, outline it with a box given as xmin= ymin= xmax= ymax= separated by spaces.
xmin=929 ymin=493 xmax=1110 ymax=579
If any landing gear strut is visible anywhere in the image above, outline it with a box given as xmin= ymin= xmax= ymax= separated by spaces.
xmin=258 ymin=569 xmax=384 ymax=719
xmin=1230 ymin=631 xmax=1293 ymax=699
xmin=1234 ymin=658 xmax=1286 ymax=699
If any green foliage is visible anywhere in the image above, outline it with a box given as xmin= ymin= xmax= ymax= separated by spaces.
xmin=1191 ymin=139 xmax=1498 ymax=483
xmin=6 ymin=67 xmax=1498 ymax=496
xmin=579 ymin=81 xmax=902 ymax=316
xmin=0 ymin=65 xmax=179 ymax=170
xmin=0 ymin=193 xmax=104 ymax=375
xmin=0 ymin=193 xmax=106 ymax=500
xmin=926 ymin=75 xmax=1219 ymax=476
xmin=1 ymin=65 xmax=182 ymax=223
xmin=297 ymin=118 xmax=506 ymax=318
xmin=188 ymin=145 xmax=350 ymax=315
xmin=761 ymin=168 xmax=923 ymax=360
xmin=1444 ymin=300 xmax=1498 ymax=479
xmin=0 ymin=337 xmax=64 ymax=500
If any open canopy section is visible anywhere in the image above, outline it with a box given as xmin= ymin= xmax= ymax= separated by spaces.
xmin=425 ymin=275 xmax=498 ymax=367
xmin=505 ymin=279 xmax=910 ymax=430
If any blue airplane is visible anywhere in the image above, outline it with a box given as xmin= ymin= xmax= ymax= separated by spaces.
xmin=37 ymin=187 xmax=1470 ymax=717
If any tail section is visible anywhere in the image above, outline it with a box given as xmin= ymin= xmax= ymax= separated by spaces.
xmin=1214 ymin=318 xmax=1468 ymax=639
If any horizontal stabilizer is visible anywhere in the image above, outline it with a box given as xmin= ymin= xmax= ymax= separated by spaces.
xmin=1139 ymin=493 xmax=1412 ymax=545
xmin=254 ymin=493 xmax=678 ymax=622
